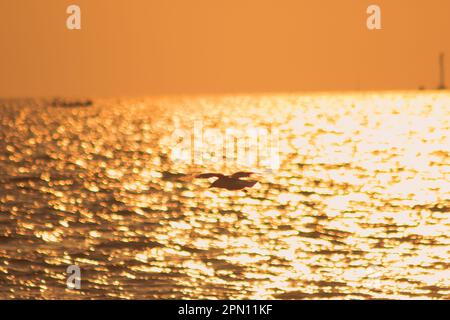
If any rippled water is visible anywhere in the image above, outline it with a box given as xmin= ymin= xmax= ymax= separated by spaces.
xmin=0 ymin=92 xmax=449 ymax=299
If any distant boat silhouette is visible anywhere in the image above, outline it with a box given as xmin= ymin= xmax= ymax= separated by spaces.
xmin=51 ymin=98 xmax=93 ymax=107
xmin=196 ymin=172 xmax=258 ymax=190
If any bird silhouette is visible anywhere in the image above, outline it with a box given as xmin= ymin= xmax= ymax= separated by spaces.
xmin=196 ymin=172 xmax=258 ymax=190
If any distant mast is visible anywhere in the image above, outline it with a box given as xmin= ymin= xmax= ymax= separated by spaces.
xmin=438 ymin=52 xmax=446 ymax=90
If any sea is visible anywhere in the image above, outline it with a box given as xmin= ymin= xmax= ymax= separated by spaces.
xmin=0 ymin=92 xmax=448 ymax=299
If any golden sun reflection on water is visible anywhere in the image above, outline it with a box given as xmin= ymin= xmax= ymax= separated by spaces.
xmin=0 ymin=92 xmax=449 ymax=299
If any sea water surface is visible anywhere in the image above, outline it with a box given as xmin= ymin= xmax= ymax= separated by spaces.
xmin=0 ymin=92 xmax=449 ymax=299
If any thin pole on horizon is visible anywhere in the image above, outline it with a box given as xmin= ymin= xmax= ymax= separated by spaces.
xmin=438 ymin=52 xmax=447 ymax=90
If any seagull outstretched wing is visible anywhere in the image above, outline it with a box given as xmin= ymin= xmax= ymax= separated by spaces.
xmin=196 ymin=173 xmax=225 ymax=179
xmin=230 ymin=171 xmax=256 ymax=179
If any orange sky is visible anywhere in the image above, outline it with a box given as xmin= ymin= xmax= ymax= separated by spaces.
xmin=0 ymin=0 xmax=449 ymax=97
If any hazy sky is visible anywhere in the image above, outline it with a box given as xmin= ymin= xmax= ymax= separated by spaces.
xmin=0 ymin=0 xmax=449 ymax=97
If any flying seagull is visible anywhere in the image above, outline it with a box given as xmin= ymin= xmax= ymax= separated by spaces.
xmin=196 ymin=172 xmax=259 ymax=191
